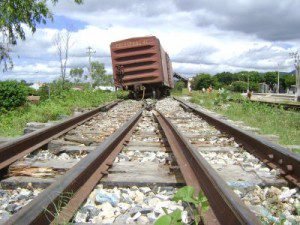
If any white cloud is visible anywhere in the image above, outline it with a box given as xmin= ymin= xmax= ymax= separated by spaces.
xmin=1 ymin=0 xmax=299 ymax=81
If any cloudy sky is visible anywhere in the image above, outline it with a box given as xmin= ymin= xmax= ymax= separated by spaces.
xmin=1 ymin=0 xmax=299 ymax=82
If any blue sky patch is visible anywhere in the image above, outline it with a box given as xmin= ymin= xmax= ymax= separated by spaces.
xmin=37 ymin=15 xmax=87 ymax=32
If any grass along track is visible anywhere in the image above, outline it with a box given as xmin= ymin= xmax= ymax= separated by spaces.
xmin=1 ymin=98 xmax=299 ymax=225
xmin=190 ymin=92 xmax=300 ymax=153
xmin=0 ymin=90 xmax=118 ymax=137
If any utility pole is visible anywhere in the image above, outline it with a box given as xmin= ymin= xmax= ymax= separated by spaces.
xmin=246 ymin=73 xmax=249 ymax=93
xmin=86 ymin=46 xmax=96 ymax=87
xmin=277 ymin=63 xmax=280 ymax=94
xmin=290 ymin=51 xmax=300 ymax=102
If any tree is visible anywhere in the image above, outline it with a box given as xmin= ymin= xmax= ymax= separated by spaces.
xmin=90 ymin=61 xmax=106 ymax=87
xmin=191 ymin=73 xmax=216 ymax=90
xmin=230 ymin=81 xmax=248 ymax=92
xmin=281 ymin=74 xmax=295 ymax=90
xmin=100 ymin=74 xmax=114 ymax=86
xmin=263 ymin=71 xmax=277 ymax=89
xmin=215 ymin=72 xmax=236 ymax=85
xmin=174 ymin=80 xmax=185 ymax=92
xmin=0 ymin=0 xmax=82 ymax=71
xmin=70 ymin=67 xmax=84 ymax=84
xmin=54 ymin=30 xmax=72 ymax=90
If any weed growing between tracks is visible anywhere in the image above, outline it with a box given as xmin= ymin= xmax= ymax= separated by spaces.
xmin=44 ymin=192 xmax=74 ymax=225
xmin=190 ymin=91 xmax=300 ymax=153
xmin=155 ymin=186 xmax=209 ymax=225
xmin=0 ymin=90 xmax=118 ymax=137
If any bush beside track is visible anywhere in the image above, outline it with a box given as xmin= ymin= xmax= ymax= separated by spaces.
xmin=0 ymin=88 xmax=119 ymax=137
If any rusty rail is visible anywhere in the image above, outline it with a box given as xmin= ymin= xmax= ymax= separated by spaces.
xmin=249 ymin=99 xmax=300 ymax=111
xmin=175 ymin=97 xmax=300 ymax=186
xmin=5 ymin=109 xmax=142 ymax=225
xmin=0 ymin=100 xmax=120 ymax=171
xmin=155 ymin=110 xmax=261 ymax=225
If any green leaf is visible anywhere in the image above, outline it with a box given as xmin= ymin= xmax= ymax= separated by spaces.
xmin=170 ymin=209 xmax=182 ymax=222
xmin=162 ymin=207 xmax=169 ymax=215
xmin=173 ymin=186 xmax=197 ymax=204
xmin=197 ymin=190 xmax=208 ymax=203
xmin=193 ymin=209 xmax=200 ymax=225
xmin=201 ymin=201 xmax=210 ymax=213
xmin=154 ymin=215 xmax=172 ymax=225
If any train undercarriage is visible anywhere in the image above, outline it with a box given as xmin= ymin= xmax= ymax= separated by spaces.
xmin=127 ymin=84 xmax=171 ymax=99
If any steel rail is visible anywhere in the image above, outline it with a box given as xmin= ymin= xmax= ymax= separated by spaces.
xmin=154 ymin=110 xmax=261 ymax=225
xmin=0 ymin=100 xmax=120 ymax=171
xmin=249 ymin=99 xmax=300 ymax=111
xmin=175 ymin=97 xmax=300 ymax=186
xmin=5 ymin=109 xmax=143 ymax=225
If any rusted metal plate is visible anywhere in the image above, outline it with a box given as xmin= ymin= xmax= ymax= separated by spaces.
xmin=0 ymin=101 xmax=120 ymax=171
xmin=175 ymin=98 xmax=300 ymax=186
xmin=155 ymin=110 xmax=261 ymax=225
xmin=5 ymin=109 xmax=142 ymax=225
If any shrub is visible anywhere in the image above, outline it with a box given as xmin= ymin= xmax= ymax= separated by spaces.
xmin=249 ymin=82 xmax=259 ymax=92
xmin=174 ymin=81 xmax=185 ymax=92
xmin=230 ymin=81 xmax=248 ymax=92
xmin=0 ymin=80 xmax=29 ymax=111
xmin=191 ymin=73 xmax=216 ymax=90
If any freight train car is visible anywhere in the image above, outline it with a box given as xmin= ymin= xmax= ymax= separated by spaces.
xmin=110 ymin=36 xmax=174 ymax=98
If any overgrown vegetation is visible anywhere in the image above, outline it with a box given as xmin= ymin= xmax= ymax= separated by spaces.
xmin=191 ymin=71 xmax=296 ymax=93
xmin=172 ymin=81 xmax=185 ymax=93
xmin=155 ymin=186 xmax=209 ymax=225
xmin=0 ymin=80 xmax=30 ymax=111
xmin=0 ymin=88 xmax=117 ymax=137
xmin=190 ymin=91 xmax=300 ymax=150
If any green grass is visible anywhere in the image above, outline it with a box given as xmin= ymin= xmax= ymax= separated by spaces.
xmin=190 ymin=91 xmax=300 ymax=153
xmin=171 ymin=88 xmax=191 ymax=97
xmin=0 ymin=90 xmax=117 ymax=137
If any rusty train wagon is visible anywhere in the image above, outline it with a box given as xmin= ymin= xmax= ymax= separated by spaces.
xmin=110 ymin=36 xmax=174 ymax=98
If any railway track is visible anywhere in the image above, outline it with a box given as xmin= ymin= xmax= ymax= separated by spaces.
xmin=0 ymin=98 xmax=299 ymax=225
xmin=0 ymin=100 xmax=143 ymax=222
xmin=249 ymin=99 xmax=300 ymax=111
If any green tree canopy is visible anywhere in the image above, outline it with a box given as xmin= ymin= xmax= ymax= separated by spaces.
xmin=90 ymin=61 xmax=113 ymax=87
xmin=230 ymin=81 xmax=248 ymax=92
xmin=191 ymin=73 xmax=216 ymax=90
xmin=282 ymin=74 xmax=295 ymax=89
xmin=0 ymin=0 xmax=82 ymax=71
xmin=70 ymin=67 xmax=84 ymax=84
xmin=263 ymin=71 xmax=277 ymax=88
xmin=214 ymin=72 xmax=236 ymax=85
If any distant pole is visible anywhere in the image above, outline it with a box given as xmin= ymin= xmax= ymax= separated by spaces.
xmin=290 ymin=51 xmax=300 ymax=101
xmin=48 ymin=84 xmax=50 ymax=99
xmin=86 ymin=46 xmax=96 ymax=87
xmin=247 ymin=74 xmax=249 ymax=92
xmin=277 ymin=63 xmax=280 ymax=94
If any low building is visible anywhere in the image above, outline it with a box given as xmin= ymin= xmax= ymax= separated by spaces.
xmin=29 ymin=82 xmax=44 ymax=90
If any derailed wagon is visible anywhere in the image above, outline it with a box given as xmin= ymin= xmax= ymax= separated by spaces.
xmin=110 ymin=36 xmax=174 ymax=98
